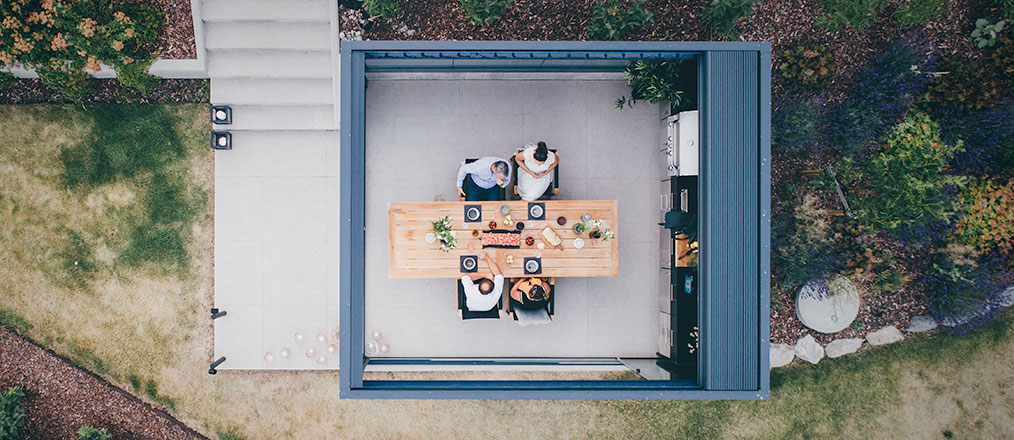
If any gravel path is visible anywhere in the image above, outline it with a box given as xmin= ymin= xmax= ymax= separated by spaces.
xmin=0 ymin=326 xmax=206 ymax=440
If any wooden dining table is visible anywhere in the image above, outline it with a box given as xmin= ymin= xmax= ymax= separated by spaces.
xmin=388 ymin=200 xmax=619 ymax=278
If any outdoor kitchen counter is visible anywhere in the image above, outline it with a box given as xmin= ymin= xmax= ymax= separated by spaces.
xmin=387 ymin=200 xmax=619 ymax=278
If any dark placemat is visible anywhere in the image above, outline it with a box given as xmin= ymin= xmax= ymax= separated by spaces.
xmin=460 ymin=255 xmax=478 ymax=273
xmin=527 ymin=202 xmax=546 ymax=220
xmin=464 ymin=204 xmax=482 ymax=223
xmin=524 ymin=257 xmax=542 ymax=275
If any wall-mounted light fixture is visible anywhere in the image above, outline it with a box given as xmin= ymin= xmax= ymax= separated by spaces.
xmin=211 ymin=131 xmax=232 ymax=150
xmin=210 ymin=105 xmax=232 ymax=125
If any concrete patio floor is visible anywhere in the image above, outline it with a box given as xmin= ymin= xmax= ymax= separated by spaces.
xmin=364 ymin=77 xmax=667 ymax=359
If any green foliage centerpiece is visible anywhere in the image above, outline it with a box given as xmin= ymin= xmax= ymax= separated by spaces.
xmin=431 ymin=216 xmax=457 ymax=252
xmin=585 ymin=219 xmax=616 ymax=241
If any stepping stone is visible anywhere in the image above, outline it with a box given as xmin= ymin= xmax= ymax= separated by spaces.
xmin=866 ymin=326 xmax=904 ymax=346
xmin=825 ymin=338 xmax=863 ymax=358
xmin=796 ymin=275 xmax=861 ymax=334
xmin=794 ymin=335 xmax=824 ymax=364
xmin=906 ymin=315 xmax=937 ymax=333
xmin=770 ymin=343 xmax=795 ymax=368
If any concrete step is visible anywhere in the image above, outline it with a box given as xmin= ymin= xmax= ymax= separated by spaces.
xmin=211 ymin=78 xmax=334 ymax=105
xmin=202 ymin=0 xmax=330 ymax=22
xmin=204 ymin=21 xmax=332 ymax=51
xmin=213 ymin=105 xmax=336 ymax=130
xmin=207 ymin=49 xmax=332 ymax=78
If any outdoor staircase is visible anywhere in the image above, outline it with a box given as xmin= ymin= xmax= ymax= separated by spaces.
xmin=203 ymin=0 xmax=339 ymax=131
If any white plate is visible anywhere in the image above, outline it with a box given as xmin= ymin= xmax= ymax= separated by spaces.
xmin=525 ymin=260 xmax=540 ymax=273
xmin=425 ymin=233 xmax=436 ymax=243
xmin=573 ymin=238 xmax=585 ymax=249
xmin=462 ymin=257 xmax=477 ymax=270
xmin=466 ymin=207 xmax=481 ymax=221
xmin=530 ymin=205 xmax=544 ymax=218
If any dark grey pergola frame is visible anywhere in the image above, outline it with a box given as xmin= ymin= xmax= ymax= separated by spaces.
xmin=339 ymin=40 xmax=771 ymax=399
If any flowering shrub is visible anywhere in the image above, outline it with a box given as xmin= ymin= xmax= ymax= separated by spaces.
xmin=0 ymin=0 xmax=163 ymax=100
xmin=832 ymin=112 xmax=964 ymax=234
xmin=955 ymin=179 xmax=1014 ymax=255
xmin=924 ymin=253 xmax=1012 ymax=336
xmin=828 ymin=42 xmax=930 ymax=155
xmin=778 ymin=44 xmax=834 ymax=88
xmin=587 ymin=0 xmax=654 ymax=41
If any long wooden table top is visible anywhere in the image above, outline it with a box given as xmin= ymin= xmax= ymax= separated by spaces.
xmin=388 ymin=200 xmax=619 ymax=278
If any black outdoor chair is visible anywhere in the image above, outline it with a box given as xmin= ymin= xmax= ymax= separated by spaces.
xmin=457 ymin=278 xmax=503 ymax=320
xmin=459 ymin=158 xmax=507 ymax=201
xmin=506 ymin=277 xmax=554 ymax=320
xmin=510 ymin=148 xmax=559 ymax=200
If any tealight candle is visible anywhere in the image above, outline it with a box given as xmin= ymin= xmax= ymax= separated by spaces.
xmin=380 ymin=344 xmax=390 ymax=354
xmin=215 ymin=110 xmax=227 ymax=120
xmin=316 ymin=354 xmax=326 ymax=365
xmin=371 ymin=331 xmax=382 ymax=341
xmin=305 ymin=348 xmax=315 ymax=358
xmin=316 ymin=333 xmax=326 ymax=343
xmin=264 ymin=352 xmax=274 ymax=362
xmin=327 ymin=344 xmax=337 ymax=354
xmin=280 ymin=348 xmax=290 ymax=358
xmin=217 ymin=136 xmax=228 ymax=146
xmin=294 ymin=332 xmax=304 ymax=343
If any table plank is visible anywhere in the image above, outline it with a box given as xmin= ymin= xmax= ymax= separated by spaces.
xmin=388 ymin=200 xmax=619 ymax=278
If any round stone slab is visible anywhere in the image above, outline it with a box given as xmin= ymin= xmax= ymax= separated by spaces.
xmin=796 ymin=276 xmax=861 ymax=334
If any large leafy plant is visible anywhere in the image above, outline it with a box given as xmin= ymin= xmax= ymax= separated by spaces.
xmin=0 ymin=387 xmax=25 ymax=440
xmin=0 ymin=0 xmax=163 ymax=101
xmin=615 ymin=59 xmax=687 ymax=115
xmin=832 ymin=112 xmax=964 ymax=235
xmin=971 ymin=17 xmax=1006 ymax=48
xmin=586 ymin=0 xmax=654 ymax=40
xmin=460 ymin=0 xmax=512 ymax=26
xmin=704 ymin=0 xmax=758 ymax=38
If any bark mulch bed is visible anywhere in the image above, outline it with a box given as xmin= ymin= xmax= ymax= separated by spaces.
xmin=0 ymin=78 xmax=209 ymax=104
xmin=137 ymin=0 xmax=197 ymax=60
xmin=0 ymin=326 xmax=206 ymax=440
xmin=340 ymin=0 xmax=991 ymax=345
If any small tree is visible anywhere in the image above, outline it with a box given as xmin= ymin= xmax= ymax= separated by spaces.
xmin=0 ymin=387 xmax=25 ymax=440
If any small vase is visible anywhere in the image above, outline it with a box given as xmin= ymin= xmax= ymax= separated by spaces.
xmin=572 ymin=223 xmax=586 ymax=235
xmin=589 ymin=230 xmax=602 ymax=240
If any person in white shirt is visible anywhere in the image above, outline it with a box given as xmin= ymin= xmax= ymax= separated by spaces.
xmin=514 ymin=141 xmax=558 ymax=201
xmin=460 ymin=251 xmax=504 ymax=312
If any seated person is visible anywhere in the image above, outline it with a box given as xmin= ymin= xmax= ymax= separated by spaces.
xmin=514 ymin=142 xmax=558 ymax=201
xmin=509 ymin=277 xmax=551 ymax=311
xmin=456 ymin=157 xmax=511 ymax=201
xmin=460 ymin=251 xmax=504 ymax=312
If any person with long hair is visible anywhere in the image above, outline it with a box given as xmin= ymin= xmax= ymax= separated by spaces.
xmin=513 ymin=141 xmax=558 ymax=201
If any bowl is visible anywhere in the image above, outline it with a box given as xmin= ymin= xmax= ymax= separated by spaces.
xmin=573 ymin=238 xmax=585 ymax=249
xmin=425 ymin=233 xmax=436 ymax=243
xmin=530 ymin=204 xmax=544 ymax=218
xmin=557 ymin=216 xmax=567 ymax=225
xmin=525 ymin=259 xmax=540 ymax=273
xmin=462 ymin=256 xmax=477 ymax=270
xmin=500 ymin=205 xmax=510 ymax=215
xmin=516 ymin=222 xmax=525 ymax=231
xmin=466 ymin=207 xmax=481 ymax=221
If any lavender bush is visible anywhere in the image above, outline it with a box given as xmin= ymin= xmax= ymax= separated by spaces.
xmin=931 ymin=102 xmax=1014 ymax=177
xmin=924 ymin=254 xmax=1013 ymax=336
xmin=827 ymin=42 xmax=932 ymax=156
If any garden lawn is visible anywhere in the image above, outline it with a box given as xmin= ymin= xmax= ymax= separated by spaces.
xmin=1 ymin=105 xmax=1013 ymax=439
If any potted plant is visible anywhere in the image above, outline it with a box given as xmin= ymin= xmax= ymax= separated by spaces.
xmin=572 ymin=222 xmax=587 ymax=235
xmin=431 ymin=216 xmax=457 ymax=252
xmin=586 ymin=219 xmax=615 ymax=241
